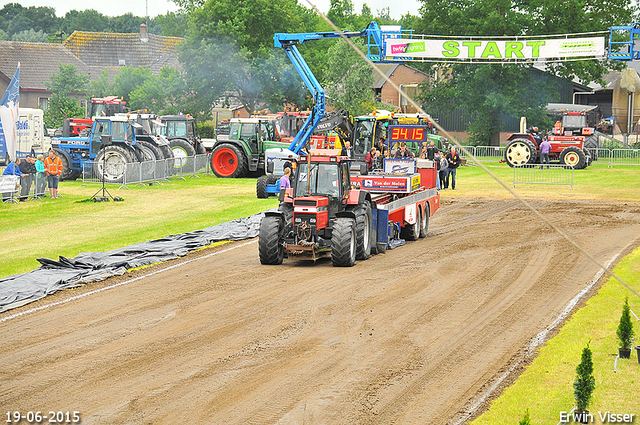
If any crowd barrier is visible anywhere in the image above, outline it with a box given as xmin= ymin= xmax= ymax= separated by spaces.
xmin=82 ymin=153 xmax=212 ymax=188
xmin=1 ymin=172 xmax=50 ymax=203
xmin=453 ymin=146 xmax=640 ymax=166
xmin=513 ymin=164 xmax=574 ymax=189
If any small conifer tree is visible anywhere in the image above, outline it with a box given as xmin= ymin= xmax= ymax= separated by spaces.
xmin=616 ymin=297 xmax=634 ymax=350
xmin=518 ymin=408 xmax=531 ymax=425
xmin=573 ymin=343 xmax=595 ymax=413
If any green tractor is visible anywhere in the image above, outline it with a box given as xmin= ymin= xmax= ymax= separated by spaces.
xmin=209 ymin=118 xmax=290 ymax=178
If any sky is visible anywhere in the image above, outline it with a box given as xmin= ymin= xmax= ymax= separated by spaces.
xmin=1 ymin=0 xmax=421 ymax=20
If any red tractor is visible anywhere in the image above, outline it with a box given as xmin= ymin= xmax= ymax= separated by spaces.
xmin=62 ymin=96 xmax=127 ymax=137
xmin=504 ymin=107 xmax=598 ymax=169
xmin=259 ymin=150 xmax=440 ymax=267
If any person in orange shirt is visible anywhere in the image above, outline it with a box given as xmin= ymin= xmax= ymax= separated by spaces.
xmin=44 ymin=149 xmax=63 ymax=199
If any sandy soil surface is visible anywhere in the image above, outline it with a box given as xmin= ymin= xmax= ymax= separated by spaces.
xmin=2 ymin=197 xmax=640 ymax=425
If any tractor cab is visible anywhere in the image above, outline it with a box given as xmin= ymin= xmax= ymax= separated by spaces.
xmin=293 ymin=153 xmax=351 ymax=218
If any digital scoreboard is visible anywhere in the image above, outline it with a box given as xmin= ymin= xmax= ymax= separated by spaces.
xmin=388 ymin=125 xmax=428 ymax=144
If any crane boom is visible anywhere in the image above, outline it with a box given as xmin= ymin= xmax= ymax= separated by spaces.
xmin=274 ymin=22 xmax=402 ymax=154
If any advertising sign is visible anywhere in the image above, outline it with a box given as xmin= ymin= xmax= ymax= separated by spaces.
xmin=385 ymin=37 xmax=605 ymax=61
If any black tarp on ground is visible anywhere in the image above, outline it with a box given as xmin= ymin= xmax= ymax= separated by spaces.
xmin=0 ymin=212 xmax=266 ymax=313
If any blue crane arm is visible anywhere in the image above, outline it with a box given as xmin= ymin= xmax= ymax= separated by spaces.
xmin=274 ymin=22 xmax=390 ymax=154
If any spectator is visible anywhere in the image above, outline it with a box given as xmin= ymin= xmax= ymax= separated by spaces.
xmin=377 ymin=145 xmax=389 ymax=169
xmin=19 ymin=156 xmax=37 ymax=201
xmin=439 ymin=153 xmax=448 ymax=190
xmin=2 ymin=157 xmax=25 ymax=202
xmin=426 ymin=140 xmax=436 ymax=160
xmin=444 ymin=147 xmax=462 ymax=190
xmin=365 ymin=146 xmax=378 ymax=170
xmin=44 ymin=149 xmax=63 ymax=199
xmin=35 ymin=154 xmax=47 ymax=198
xmin=539 ymin=136 xmax=551 ymax=168
xmin=434 ymin=151 xmax=442 ymax=190
xmin=280 ymin=167 xmax=291 ymax=190
xmin=419 ymin=142 xmax=429 ymax=159
xmin=341 ymin=141 xmax=353 ymax=159
xmin=394 ymin=142 xmax=415 ymax=159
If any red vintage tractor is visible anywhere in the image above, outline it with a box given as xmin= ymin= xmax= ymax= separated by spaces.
xmin=504 ymin=109 xmax=596 ymax=169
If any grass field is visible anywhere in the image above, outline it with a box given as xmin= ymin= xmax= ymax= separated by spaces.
xmin=471 ymin=250 xmax=640 ymax=424
xmin=0 ymin=175 xmax=279 ymax=279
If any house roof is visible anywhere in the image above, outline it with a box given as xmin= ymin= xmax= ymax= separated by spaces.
xmin=0 ymin=41 xmax=89 ymax=90
xmin=63 ymin=31 xmax=183 ymax=73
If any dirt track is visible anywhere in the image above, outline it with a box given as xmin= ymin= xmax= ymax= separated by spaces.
xmin=2 ymin=197 xmax=640 ymax=425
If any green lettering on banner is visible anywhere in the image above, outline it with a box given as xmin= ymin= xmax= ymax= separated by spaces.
xmin=442 ymin=41 xmax=460 ymax=58
xmin=505 ymin=42 xmax=524 ymax=58
xmin=526 ymin=40 xmax=546 ymax=57
xmin=481 ymin=41 xmax=502 ymax=58
xmin=462 ymin=41 xmax=481 ymax=58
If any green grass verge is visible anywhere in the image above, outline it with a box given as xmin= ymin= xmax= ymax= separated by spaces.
xmin=471 ymin=249 xmax=640 ymax=424
xmin=440 ymin=162 xmax=640 ymax=201
xmin=0 ymin=175 xmax=279 ymax=279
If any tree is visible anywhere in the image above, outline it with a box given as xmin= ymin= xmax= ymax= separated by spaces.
xmin=573 ymin=343 xmax=595 ymax=414
xmin=44 ymin=64 xmax=89 ymax=128
xmin=11 ymin=29 xmax=47 ymax=42
xmin=111 ymin=66 xmax=155 ymax=104
xmin=180 ymin=0 xmax=310 ymax=115
xmin=518 ymin=408 xmax=531 ymax=425
xmin=616 ymin=297 xmax=634 ymax=350
xmin=416 ymin=0 xmax=634 ymax=144
xmin=110 ymin=13 xmax=146 ymax=33
xmin=324 ymin=39 xmax=375 ymax=115
xmin=60 ymin=10 xmax=110 ymax=33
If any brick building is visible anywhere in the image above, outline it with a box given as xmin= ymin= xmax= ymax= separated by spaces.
xmin=373 ymin=63 xmax=429 ymax=113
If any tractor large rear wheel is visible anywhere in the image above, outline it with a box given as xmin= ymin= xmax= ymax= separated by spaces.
xmin=94 ymin=145 xmax=134 ymax=184
xmin=505 ymin=138 xmax=537 ymax=167
xmin=348 ymin=202 xmax=373 ymax=260
xmin=331 ymin=217 xmax=356 ymax=267
xmin=560 ymin=147 xmax=587 ymax=169
xmin=258 ymin=216 xmax=284 ymax=265
xmin=211 ymin=143 xmax=248 ymax=178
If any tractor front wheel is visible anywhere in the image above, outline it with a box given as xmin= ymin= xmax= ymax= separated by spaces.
xmin=349 ymin=202 xmax=373 ymax=260
xmin=256 ymin=176 xmax=268 ymax=198
xmin=331 ymin=217 xmax=356 ymax=267
xmin=560 ymin=147 xmax=587 ymax=169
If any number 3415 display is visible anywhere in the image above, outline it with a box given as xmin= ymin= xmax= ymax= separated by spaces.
xmin=389 ymin=125 xmax=426 ymax=142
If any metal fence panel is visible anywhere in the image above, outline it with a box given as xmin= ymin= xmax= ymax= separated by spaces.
xmin=81 ymin=155 xmax=211 ymax=187
xmin=474 ymin=146 xmax=505 ymax=163
xmin=513 ymin=164 xmax=573 ymax=188
xmin=611 ymin=148 xmax=640 ymax=166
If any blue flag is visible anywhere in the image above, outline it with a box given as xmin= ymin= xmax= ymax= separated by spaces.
xmin=0 ymin=63 xmax=20 ymax=162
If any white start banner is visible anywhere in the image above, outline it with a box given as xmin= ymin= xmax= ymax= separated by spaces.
xmin=385 ymin=37 xmax=605 ymax=61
